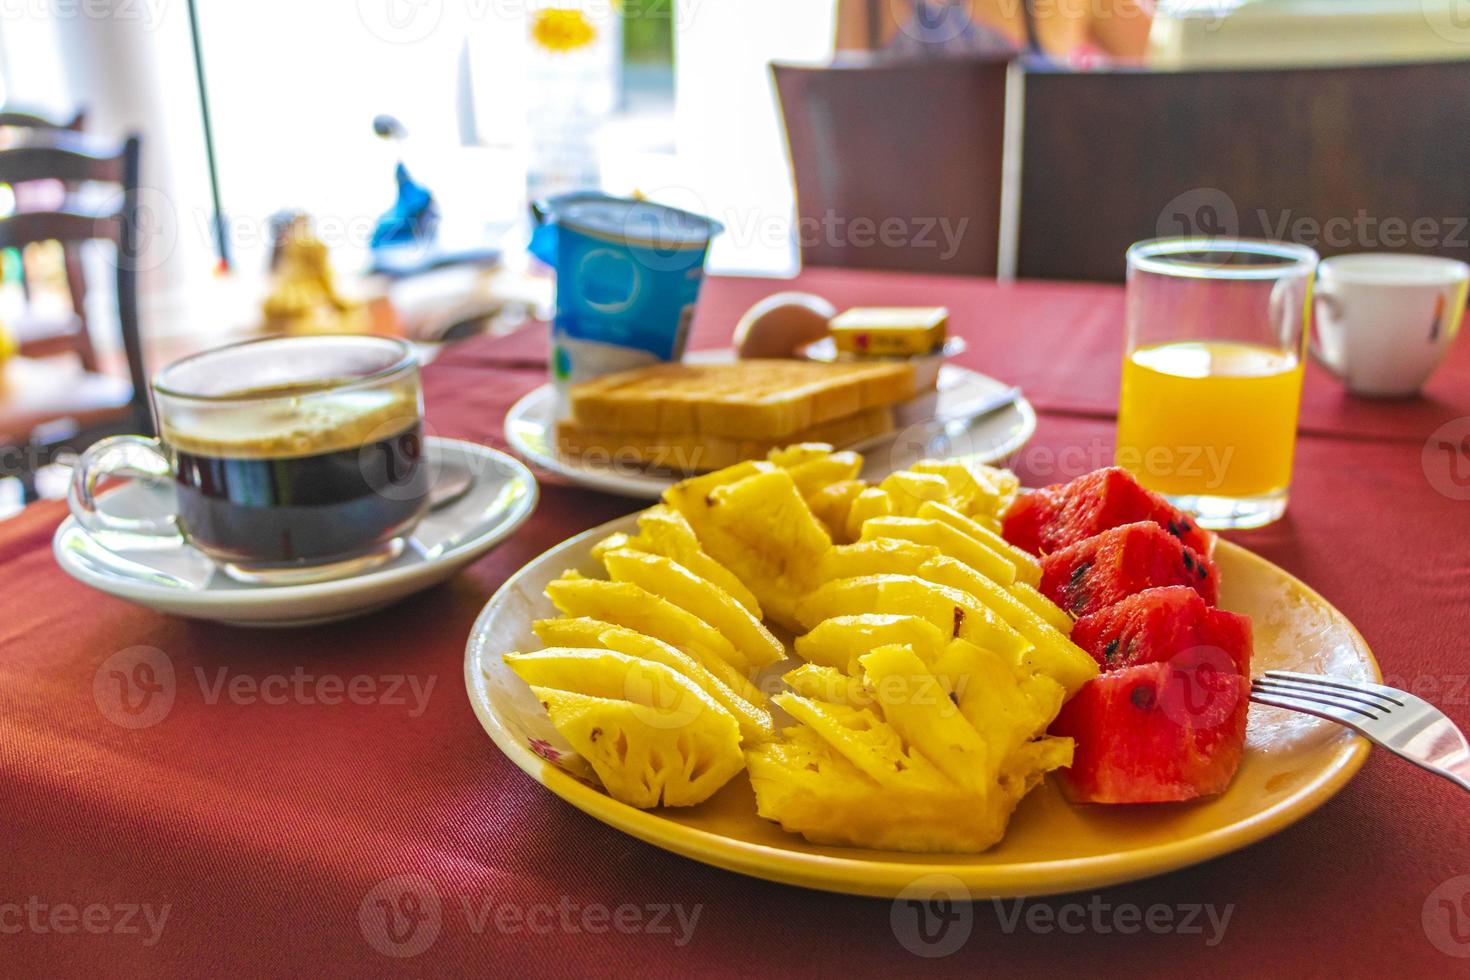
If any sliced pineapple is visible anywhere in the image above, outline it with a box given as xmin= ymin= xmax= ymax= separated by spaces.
xmin=916 ymin=555 xmax=1097 ymax=696
xmin=769 ymin=445 xmax=863 ymax=497
xmin=843 ymin=486 xmax=893 ymax=542
xmin=1010 ymin=581 xmax=1074 ymax=634
xmin=859 ymin=644 xmax=991 ymax=792
xmin=860 ymin=514 xmax=1018 ymax=586
xmin=600 ymin=548 xmax=784 ymax=670
xmin=794 ymin=573 xmax=1031 ymax=662
xmin=507 ymin=648 xmax=717 ymax=732
xmin=807 ymin=479 xmax=867 ymax=542
xmin=774 ymin=691 xmax=949 ymax=792
xmin=782 ymin=663 xmax=872 ymax=707
xmin=877 ymin=470 xmax=951 ymax=517
xmin=817 ymin=537 xmax=936 ymax=583
xmin=531 ymin=618 xmax=773 ymax=741
xmin=545 ymin=574 xmax=751 ymax=678
xmin=666 ymin=465 xmax=831 ymax=631
xmin=909 ymin=458 xmax=1016 ymax=519
xmin=593 ymin=505 xmax=762 ymax=615
xmin=931 ymin=638 xmax=1069 ymax=758
xmin=528 ymin=687 xmax=744 ymax=808
xmin=916 ymin=500 xmax=1041 ymax=587
xmin=793 ymin=613 xmax=949 ymax=675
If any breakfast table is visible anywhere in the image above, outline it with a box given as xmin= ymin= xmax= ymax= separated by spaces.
xmin=4 ymin=268 xmax=1469 ymax=976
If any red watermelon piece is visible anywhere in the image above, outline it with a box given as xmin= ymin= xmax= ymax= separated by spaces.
xmin=1002 ymin=467 xmax=1217 ymax=557
xmin=1049 ymin=660 xmax=1250 ymax=803
xmin=1071 ymin=586 xmax=1252 ymax=677
xmin=1039 ymin=522 xmax=1218 ymax=618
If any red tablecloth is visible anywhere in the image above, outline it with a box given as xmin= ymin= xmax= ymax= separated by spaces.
xmin=4 ymin=274 xmax=1469 ymax=977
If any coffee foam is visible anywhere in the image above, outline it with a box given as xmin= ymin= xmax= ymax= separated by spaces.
xmin=162 ymin=387 xmax=421 ymax=459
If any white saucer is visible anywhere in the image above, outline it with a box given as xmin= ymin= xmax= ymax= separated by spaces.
xmin=53 ymin=438 xmax=539 ymax=627
xmin=504 ymin=351 xmax=1036 ymax=500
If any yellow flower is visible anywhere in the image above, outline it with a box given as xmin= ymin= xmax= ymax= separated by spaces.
xmin=531 ymin=8 xmax=598 ymax=53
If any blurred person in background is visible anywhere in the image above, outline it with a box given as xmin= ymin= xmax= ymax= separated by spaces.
xmin=835 ymin=0 xmax=1155 ymax=65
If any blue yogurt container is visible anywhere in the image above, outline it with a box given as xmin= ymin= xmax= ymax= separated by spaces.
xmin=530 ymin=193 xmax=723 ymax=404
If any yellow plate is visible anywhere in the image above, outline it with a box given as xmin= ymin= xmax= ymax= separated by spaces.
xmin=465 ymin=514 xmax=1377 ymax=898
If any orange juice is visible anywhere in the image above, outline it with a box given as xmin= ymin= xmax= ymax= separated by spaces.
xmin=1116 ymin=341 xmax=1304 ymax=498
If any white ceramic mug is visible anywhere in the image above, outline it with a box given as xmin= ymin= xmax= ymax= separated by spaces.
xmin=1313 ymin=253 xmax=1468 ymax=397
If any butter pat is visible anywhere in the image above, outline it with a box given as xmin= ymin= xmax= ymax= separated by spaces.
xmin=829 ymin=307 xmax=949 ymax=356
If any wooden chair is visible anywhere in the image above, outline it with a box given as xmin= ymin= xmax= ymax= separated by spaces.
xmin=772 ymin=56 xmax=1011 ymax=277
xmin=0 ymin=132 xmax=148 ymax=487
xmin=1016 ymin=60 xmax=1470 ymax=281
xmin=0 ymin=107 xmax=96 ymax=367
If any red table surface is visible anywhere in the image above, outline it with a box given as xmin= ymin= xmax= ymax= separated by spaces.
xmin=4 ymin=274 xmax=1470 ymax=977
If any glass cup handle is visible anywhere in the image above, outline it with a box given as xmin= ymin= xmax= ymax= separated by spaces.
xmin=67 ymin=435 xmax=181 ymax=539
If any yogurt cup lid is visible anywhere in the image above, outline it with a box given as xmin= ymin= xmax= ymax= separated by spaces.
xmin=543 ymin=195 xmax=723 ymax=250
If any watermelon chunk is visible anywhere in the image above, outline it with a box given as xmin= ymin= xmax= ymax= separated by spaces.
xmin=1002 ymin=467 xmax=1217 ymax=557
xmin=1071 ymin=586 xmax=1252 ymax=676
xmin=1049 ymin=660 xmax=1250 ymax=803
xmin=1039 ymin=522 xmax=1218 ymax=618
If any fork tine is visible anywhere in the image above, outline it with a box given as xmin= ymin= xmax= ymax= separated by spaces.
xmin=1263 ymin=670 xmax=1406 ymax=706
xmin=1253 ymin=676 xmax=1399 ymax=715
xmin=1250 ymin=690 xmax=1378 ymax=728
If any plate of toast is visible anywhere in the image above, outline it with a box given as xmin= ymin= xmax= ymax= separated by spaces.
xmin=504 ymin=350 xmax=1036 ymax=499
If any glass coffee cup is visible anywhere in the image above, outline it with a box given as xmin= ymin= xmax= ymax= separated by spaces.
xmin=68 ymin=335 xmax=431 ymax=583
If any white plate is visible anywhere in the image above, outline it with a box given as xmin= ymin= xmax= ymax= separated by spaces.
xmin=504 ymin=352 xmax=1037 ymax=499
xmin=53 ymin=438 xmax=538 ymax=627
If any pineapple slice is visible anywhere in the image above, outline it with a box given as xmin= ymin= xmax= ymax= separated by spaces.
xmin=600 ymin=549 xmax=784 ymax=670
xmin=531 ymin=618 xmax=773 ymax=741
xmin=793 ymin=613 xmax=948 ymax=675
xmin=767 ymin=445 xmax=863 ymax=497
xmin=666 ymin=466 xmax=831 ymax=631
xmin=795 ymin=574 xmax=1031 ymax=662
xmin=774 ymin=692 xmax=949 ymax=792
xmin=859 ymin=645 xmax=991 ymax=792
xmin=1010 ymin=581 xmax=1074 ymax=634
xmin=592 ymin=506 xmax=761 ymax=616
xmin=747 ymin=641 xmax=1074 ymax=852
xmin=917 ymin=500 xmax=1042 ymax=587
xmin=916 ymin=556 xmax=1097 ymax=696
xmin=843 ymin=486 xmax=893 ymax=542
xmin=877 ymin=470 xmax=951 ymax=517
xmin=932 ymin=638 xmax=1068 ymax=758
xmin=860 ymin=515 xmax=1018 ymax=586
xmin=507 ymin=648 xmax=717 ymax=732
xmin=807 ymin=479 xmax=867 ymax=542
xmin=528 ymin=687 xmax=744 ymax=808
xmin=817 ymin=537 xmax=936 ymax=583
xmin=782 ymin=663 xmax=873 ymax=707
xmin=545 ymin=574 xmax=750 ymax=678
xmin=909 ymin=458 xmax=1016 ymax=519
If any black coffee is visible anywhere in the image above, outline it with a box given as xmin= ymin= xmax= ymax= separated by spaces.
xmin=172 ymin=420 xmax=429 ymax=565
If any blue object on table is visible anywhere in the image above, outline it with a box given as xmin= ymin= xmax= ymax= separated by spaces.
xmin=371 ymin=162 xmax=439 ymax=249
xmin=529 ymin=192 xmax=722 ymax=392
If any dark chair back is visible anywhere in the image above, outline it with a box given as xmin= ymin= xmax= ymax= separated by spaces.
xmin=1017 ymin=60 xmax=1470 ymax=281
xmin=773 ymin=56 xmax=1011 ymax=276
xmin=0 ymin=107 xmax=86 ymax=132
xmin=0 ymin=132 xmax=148 ymax=430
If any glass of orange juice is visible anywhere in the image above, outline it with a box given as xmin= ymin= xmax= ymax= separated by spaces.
xmin=1117 ymin=238 xmax=1319 ymax=529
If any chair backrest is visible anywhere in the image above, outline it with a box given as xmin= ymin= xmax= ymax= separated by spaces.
xmin=772 ymin=55 xmax=1011 ymax=277
xmin=0 ymin=107 xmax=86 ymax=132
xmin=1017 ymin=60 xmax=1470 ymax=281
xmin=0 ymin=131 xmax=148 ymax=426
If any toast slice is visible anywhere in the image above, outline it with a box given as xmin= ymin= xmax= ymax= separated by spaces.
xmin=557 ymin=406 xmax=894 ymax=473
xmin=567 ymin=359 xmax=915 ymax=439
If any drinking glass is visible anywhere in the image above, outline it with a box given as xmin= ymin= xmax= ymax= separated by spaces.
xmin=1117 ymin=238 xmax=1319 ymax=529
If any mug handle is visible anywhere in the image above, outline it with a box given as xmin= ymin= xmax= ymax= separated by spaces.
xmin=1309 ymin=278 xmax=1344 ymax=374
xmin=67 ymin=435 xmax=181 ymax=540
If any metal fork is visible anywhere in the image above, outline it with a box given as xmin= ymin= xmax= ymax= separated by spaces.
xmin=1251 ymin=670 xmax=1470 ymax=793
